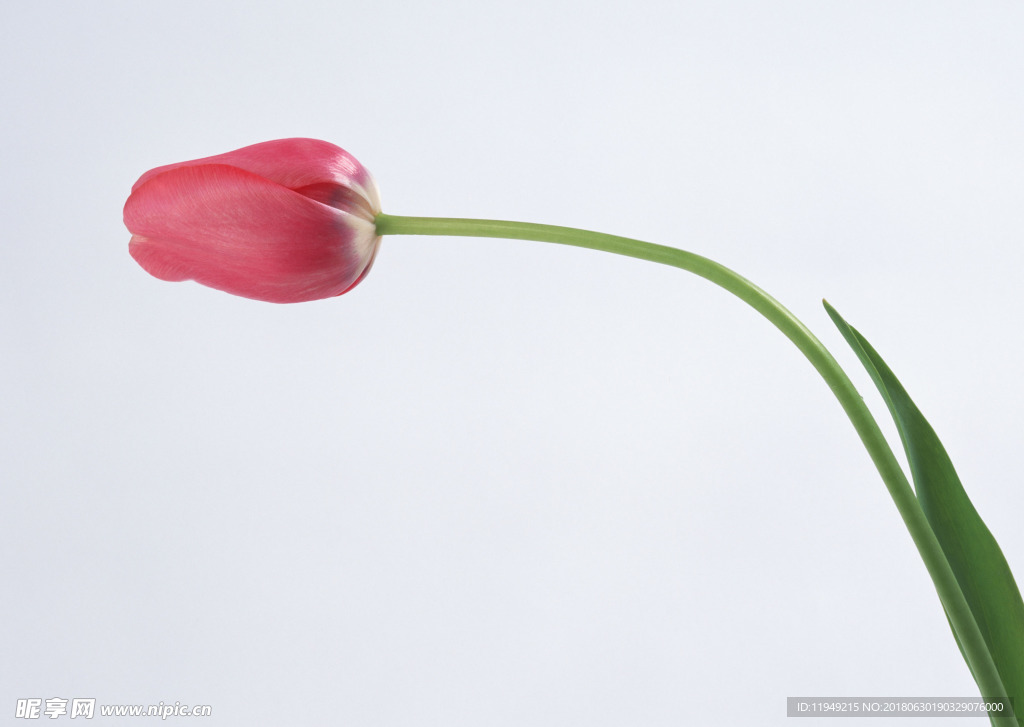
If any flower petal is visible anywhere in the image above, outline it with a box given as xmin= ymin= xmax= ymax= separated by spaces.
xmin=130 ymin=138 xmax=381 ymax=215
xmin=125 ymin=163 xmax=380 ymax=303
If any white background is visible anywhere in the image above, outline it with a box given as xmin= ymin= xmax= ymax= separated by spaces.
xmin=3 ymin=2 xmax=1023 ymax=724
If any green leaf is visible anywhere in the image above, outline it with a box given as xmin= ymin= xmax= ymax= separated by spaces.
xmin=825 ymin=301 xmax=1024 ymax=723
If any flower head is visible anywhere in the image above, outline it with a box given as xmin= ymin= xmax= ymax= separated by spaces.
xmin=124 ymin=138 xmax=382 ymax=303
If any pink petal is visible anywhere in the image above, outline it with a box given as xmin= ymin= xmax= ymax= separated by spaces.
xmin=130 ymin=138 xmax=381 ymax=214
xmin=125 ymin=164 xmax=380 ymax=304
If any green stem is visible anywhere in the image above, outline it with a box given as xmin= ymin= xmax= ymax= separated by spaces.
xmin=374 ymin=212 xmax=1011 ymax=715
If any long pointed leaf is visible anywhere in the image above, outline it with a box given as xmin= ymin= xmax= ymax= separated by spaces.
xmin=825 ymin=301 xmax=1024 ymax=724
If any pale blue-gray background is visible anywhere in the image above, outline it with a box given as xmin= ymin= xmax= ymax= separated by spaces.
xmin=2 ymin=1 xmax=1023 ymax=724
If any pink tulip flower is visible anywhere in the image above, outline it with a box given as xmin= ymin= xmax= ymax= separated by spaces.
xmin=124 ymin=138 xmax=382 ymax=303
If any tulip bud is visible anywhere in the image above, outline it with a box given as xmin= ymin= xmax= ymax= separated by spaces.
xmin=124 ymin=138 xmax=382 ymax=303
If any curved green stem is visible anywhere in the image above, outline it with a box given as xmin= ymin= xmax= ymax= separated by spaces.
xmin=374 ymin=212 xmax=1011 ymax=715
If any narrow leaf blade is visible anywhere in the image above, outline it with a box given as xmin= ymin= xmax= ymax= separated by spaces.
xmin=825 ymin=301 xmax=1024 ymax=723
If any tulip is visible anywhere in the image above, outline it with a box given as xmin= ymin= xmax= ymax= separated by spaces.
xmin=124 ymin=137 xmax=1024 ymax=714
xmin=124 ymin=138 xmax=382 ymax=303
